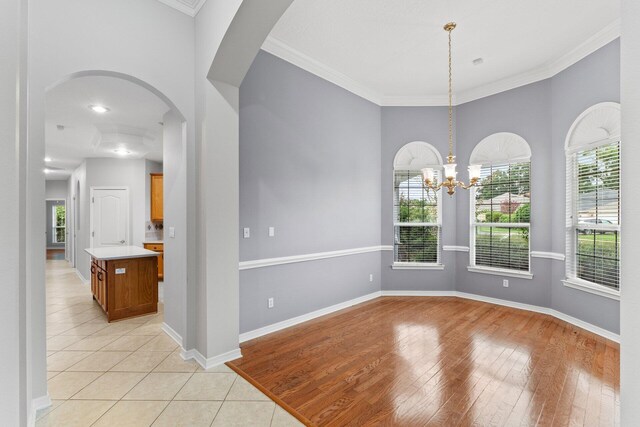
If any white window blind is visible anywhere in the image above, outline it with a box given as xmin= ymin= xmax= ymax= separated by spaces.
xmin=393 ymin=170 xmax=441 ymax=264
xmin=471 ymin=162 xmax=531 ymax=272
xmin=566 ymin=141 xmax=620 ymax=291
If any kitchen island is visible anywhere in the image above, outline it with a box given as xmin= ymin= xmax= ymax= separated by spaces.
xmin=85 ymin=246 xmax=159 ymax=322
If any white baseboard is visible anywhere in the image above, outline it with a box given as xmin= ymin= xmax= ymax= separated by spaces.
xmin=381 ymin=290 xmax=619 ymax=343
xmin=158 ymin=282 xmax=164 ymax=303
xmin=181 ymin=347 xmax=243 ymax=370
xmin=380 ymin=290 xmax=455 ymax=297
xmin=29 ymin=394 xmax=52 ymax=427
xmin=239 ymin=291 xmax=382 ymax=343
xmin=162 ymin=322 xmax=183 ymax=348
xmin=74 ymin=268 xmax=89 ymax=285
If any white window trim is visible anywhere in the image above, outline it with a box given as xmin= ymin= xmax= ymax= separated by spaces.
xmin=467 ymin=265 xmax=533 ymax=280
xmin=392 ymin=262 xmax=445 ymax=270
xmin=52 ymin=204 xmax=66 ymax=244
xmin=392 ymin=169 xmax=443 ymax=267
xmin=468 ymin=163 xmax=532 ymax=276
xmin=564 ymin=135 xmax=621 ymax=294
xmin=562 ymin=278 xmax=620 ymax=301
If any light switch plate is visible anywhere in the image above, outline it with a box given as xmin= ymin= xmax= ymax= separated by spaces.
xmin=268 ymin=227 xmax=275 ymax=237
xmin=169 ymin=227 xmax=175 ymax=238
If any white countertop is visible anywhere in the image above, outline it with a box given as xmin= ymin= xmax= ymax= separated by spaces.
xmin=143 ymin=240 xmax=164 ymax=244
xmin=85 ymin=246 xmax=160 ymax=260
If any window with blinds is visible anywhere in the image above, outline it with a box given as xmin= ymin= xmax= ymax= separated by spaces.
xmin=566 ymin=141 xmax=620 ymax=291
xmin=393 ymin=170 xmax=441 ymax=264
xmin=471 ymin=162 xmax=531 ymax=272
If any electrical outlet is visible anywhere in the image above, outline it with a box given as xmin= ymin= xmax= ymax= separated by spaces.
xmin=243 ymin=227 xmax=250 ymax=238
xmin=268 ymin=227 xmax=275 ymax=237
xmin=503 ymin=279 xmax=509 ymax=288
xmin=268 ymin=297 xmax=274 ymax=309
xmin=369 ymin=274 xmax=374 ymax=282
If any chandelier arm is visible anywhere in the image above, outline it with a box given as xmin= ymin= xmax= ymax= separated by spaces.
xmin=456 ymin=178 xmax=480 ymax=190
xmin=424 ymin=181 xmax=445 ymax=191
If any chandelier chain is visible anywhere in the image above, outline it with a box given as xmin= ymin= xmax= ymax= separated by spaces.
xmin=448 ymin=25 xmax=454 ymax=163
xmin=422 ymin=22 xmax=480 ymax=196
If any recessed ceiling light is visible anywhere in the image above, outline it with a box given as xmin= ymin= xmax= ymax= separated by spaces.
xmin=114 ymin=148 xmax=131 ymax=155
xmin=473 ymin=57 xmax=484 ymax=66
xmin=89 ymin=104 xmax=110 ymax=114
xmin=43 ymin=168 xmax=50 ymax=174
xmin=44 ymin=157 xmax=52 ymax=162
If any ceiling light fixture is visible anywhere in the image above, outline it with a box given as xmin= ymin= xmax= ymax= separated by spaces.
xmin=89 ymin=104 xmax=110 ymax=114
xmin=113 ymin=148 xmax=131 ymax=155
xmin=43 ymin=168 xmax=50 ymax=174
xmin=44 ymin=157 xmax=52 ymax=162
xmin=422 ymin=22 xmax=481 ymax=196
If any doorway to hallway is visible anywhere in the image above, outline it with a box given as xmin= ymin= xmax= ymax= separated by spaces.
xmin=46 ymin=199 xmax=66 ymax=261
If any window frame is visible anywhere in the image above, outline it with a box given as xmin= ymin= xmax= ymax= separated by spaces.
xmin=52 ymin=203 xmax=66 ymax=244
xmin=392 ymin=168 xmax=443 ymax=269
xmin=564 ymin=136 xmax=621 ymax=299
xmin=468 ymin=160 xmax=532 ymax=278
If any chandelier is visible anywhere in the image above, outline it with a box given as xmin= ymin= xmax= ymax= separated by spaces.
xmin=422 ymin=22 xmax=481 ymax=196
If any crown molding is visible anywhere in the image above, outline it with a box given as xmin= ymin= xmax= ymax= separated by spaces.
xmin=156 ymin=0 xmax=206 ymax=17
xmin=455 ymin=19 xmax=621 ymax=105
xmin=262 ymin=19 xmax=620 ymax=107
xmin=261 ymin=36 xmax=383 ymax=105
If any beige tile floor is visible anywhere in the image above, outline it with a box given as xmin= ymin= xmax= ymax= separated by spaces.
xmin=38 ymin=260 xmax=303 ymax=427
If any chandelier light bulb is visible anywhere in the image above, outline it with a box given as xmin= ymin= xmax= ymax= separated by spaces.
xmin=443 ymin=163 xmax=457 ymax=180
xmin=468 ymin=164 xmax=482 ymax=180
xmin=422 ymin=168 xmax=435 ymax=183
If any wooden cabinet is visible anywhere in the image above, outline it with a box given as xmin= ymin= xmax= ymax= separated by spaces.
xmin=143 ymin=243 xmax=164 ymax=281
xmin=90 ymin=256 xmax=158 ymax=322
xmin=150 ymin=173 xmax=163 ymax=221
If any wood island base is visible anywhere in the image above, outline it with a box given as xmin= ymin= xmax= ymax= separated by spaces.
xmin=90 ymin=255 xmax=158 ymax=322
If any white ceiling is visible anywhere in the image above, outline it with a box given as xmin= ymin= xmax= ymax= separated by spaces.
xmin=45 ymin=76 xmax=170 ymax=180
xmin=157 ymin=0 xmax=206 ymax=17
xmin=262 ymin=0 xmax=620 ymax=105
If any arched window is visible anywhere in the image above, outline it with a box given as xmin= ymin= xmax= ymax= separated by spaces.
xmin=564 ymin=102 xmax=621 ymax=297
xmin=468 ymin=133 xmax=532 ymax=276
xmin=393 ymin=142 xmax=443 ymax=268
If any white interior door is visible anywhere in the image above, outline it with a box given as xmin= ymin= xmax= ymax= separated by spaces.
xmin=91 ymin=188 xmax=129 ymax=248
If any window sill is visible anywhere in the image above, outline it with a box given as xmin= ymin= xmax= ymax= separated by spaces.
xmin=467 ymin=266 xmax=533 ymax=280
xmin=562 ymin=278 xmax=620 ymax=301
xmin=392 ymin=263 xmax=445 ymax=270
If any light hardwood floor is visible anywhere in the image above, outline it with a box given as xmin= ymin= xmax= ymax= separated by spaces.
xmin=40 ymin=259 xmax=302 ymax=426
xmin=229 ymin=296 xmax=620 ymax=426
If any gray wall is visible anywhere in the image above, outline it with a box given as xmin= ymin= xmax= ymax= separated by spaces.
xmin=72 ymin=158 xmax=158 ymax=280
xmin=550 ymin=39 xmax=621 ymax=330
xmin=239 ymin=41 xmax=620 ymax=335
xmin=45 ymin=180 xmax=68 ymax=199
xmin=239 ymin=51 xmax=382 ymax=333
xmin=454 ymin=79 xmax=553 ymax=308
xmin=162 ymin=110 xmax=188 ymax=343
xmin=380 ymin=107 xmax=456 ymax=291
